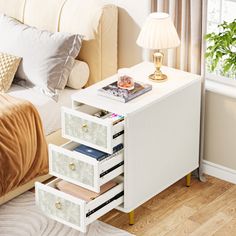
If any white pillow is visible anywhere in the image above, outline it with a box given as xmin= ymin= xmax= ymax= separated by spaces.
xmin=0 ymin=14 xmax=83 ymax=99
xmin=67 ymin=60 xmax=90 ymax=89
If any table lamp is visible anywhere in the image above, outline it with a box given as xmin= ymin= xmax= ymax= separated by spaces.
xmin=136 ymin=12 xmax=180 ymax=82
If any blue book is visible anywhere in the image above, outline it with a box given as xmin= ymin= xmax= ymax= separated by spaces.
xmin=73 ymin=143 xmax=124 ymax=161
xmin=74 ymin=145 xmax=108 ymax=161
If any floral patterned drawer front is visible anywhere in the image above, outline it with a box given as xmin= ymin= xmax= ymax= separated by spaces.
xmin=64 ymin=113 xmax=107 ymax=148
xmin=51 ymin=150 xmax=94 ymax=187
xmin=37 ymin=188 xmax=81 ymax=227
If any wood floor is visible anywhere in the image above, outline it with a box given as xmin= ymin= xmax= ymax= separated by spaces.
xmin=100 ymin=175 xmax=236 ymax=236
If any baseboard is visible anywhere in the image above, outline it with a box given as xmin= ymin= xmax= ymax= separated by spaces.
xmin=203 ymin=160 xmax=236 ymax=184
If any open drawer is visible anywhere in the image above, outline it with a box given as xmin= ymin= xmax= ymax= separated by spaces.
xmin=35 ymin=177 xmax=124 ymax=233
xmin=49 ymin=141 xmax=124 ymax=193
xmin=61 ymin=104 xmax=124 ymax=154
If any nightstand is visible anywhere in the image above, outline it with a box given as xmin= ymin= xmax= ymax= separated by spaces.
xmin=35 ymin=61 xmax=201 ymax=233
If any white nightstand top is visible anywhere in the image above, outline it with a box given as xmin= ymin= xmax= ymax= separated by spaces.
xmin=72 ymin=61 xmax=201 ymax=115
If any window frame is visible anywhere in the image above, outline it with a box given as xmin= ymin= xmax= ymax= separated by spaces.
xmin=206 ymin=72 xmax=236 ymax=87
xmin=205 ymin=0 xmax=236 ymax=86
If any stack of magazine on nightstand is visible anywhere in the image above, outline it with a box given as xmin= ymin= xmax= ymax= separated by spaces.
xmin=98 ymin=81 xmax=152 ymax=103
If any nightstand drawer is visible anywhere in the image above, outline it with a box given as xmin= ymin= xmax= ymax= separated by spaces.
xmin=49 ymin=141 xmax=124 ymax=193
xmin=35 ymin=177 xmax=124 ymax=233
xmin=61 ymin=105 xmax=124 ymax=154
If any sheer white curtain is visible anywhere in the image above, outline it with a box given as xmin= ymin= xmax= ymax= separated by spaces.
xmin=151 ymin=0 xmax=206 ymax=75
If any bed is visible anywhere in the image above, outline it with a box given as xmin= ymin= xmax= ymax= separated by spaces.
xmin=0 ymin=0 xmax=118 ymax=205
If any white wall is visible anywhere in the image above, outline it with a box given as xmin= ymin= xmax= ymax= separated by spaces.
xmin=103 ymin=0 xmax=151 ymax=67
xmin=204 ymin=91 xmax=236 ymax=170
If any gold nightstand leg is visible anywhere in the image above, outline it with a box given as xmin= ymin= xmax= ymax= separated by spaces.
xmin=129 ymin=210 xmax=135 ymax=225
xmin=186 ymin=172 xmax=191 ymax=187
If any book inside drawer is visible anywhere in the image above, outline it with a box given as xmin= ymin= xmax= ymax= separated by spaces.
xmin=35 ymin=177 xmax=124 ymax=233
xmin=49 ymin=141 xmax=124 ymax=193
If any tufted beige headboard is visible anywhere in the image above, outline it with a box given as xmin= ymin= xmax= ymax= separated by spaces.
xmin=0 ymin=0 xmax=118 ymax=86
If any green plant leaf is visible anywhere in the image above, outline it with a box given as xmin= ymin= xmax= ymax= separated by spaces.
xmin=205 ymin=18 xmax=236 ymax=78
xmin=223 ymin=62 xmax=232 ymax=74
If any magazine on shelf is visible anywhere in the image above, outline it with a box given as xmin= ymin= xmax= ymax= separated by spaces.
xmin=93 ymin=110 xmax=124 ymax=125
xmin=98 ymin=81 xmax=152 ymax=103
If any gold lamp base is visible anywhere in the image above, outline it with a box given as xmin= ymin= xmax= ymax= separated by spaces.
xmin=149 ymin=73 xmax=167 ymax=82
xmin=149 ymin=50 xmax=168 ymax=82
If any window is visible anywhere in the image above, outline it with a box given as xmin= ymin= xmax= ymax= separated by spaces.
xmin=206 ymin=0 xmax=236 ymax=85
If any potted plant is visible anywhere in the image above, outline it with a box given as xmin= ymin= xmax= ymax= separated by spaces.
xmin=205 ymin=19 xmax=236 ymax=79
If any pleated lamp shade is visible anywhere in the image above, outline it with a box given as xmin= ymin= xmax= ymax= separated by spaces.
xmin=137 ymin=12 xmax=180 ymax=50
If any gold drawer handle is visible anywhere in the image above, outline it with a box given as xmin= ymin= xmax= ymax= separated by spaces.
xmin=69 ymin=162 xmax=76 ymax=171
xmin=82 ymin=123 xmax=88 ymax=132
xmin=55 ymin=201 xmax=62 ymax=210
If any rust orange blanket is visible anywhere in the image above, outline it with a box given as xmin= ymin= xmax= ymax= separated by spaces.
xmin=0 ymin=94 xmax=48 ymax=196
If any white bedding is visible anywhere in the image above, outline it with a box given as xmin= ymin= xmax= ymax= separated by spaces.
xmin=8 ymin=85 xmax=77 ymax=135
